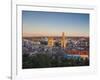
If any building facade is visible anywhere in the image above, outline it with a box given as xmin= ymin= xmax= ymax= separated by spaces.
xmin=61 ymin=32 xmax=67 ymax=48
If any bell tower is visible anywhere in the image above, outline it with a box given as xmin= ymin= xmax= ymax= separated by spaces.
xmin=61 ymin=32 xmax=66 ymax=48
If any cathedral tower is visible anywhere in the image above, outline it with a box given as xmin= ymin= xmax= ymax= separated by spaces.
xmin=61 ymin=32 xmax=67 ymax=48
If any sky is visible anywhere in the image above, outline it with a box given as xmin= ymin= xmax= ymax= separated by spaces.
xmin=22 ymin=11 xmax=89 ymax=37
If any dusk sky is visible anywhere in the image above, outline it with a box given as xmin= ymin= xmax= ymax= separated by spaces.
xmin=22 ymin=11 xmax=89 ymax=37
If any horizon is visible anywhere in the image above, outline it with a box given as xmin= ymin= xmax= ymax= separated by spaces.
xmin=22 ymin=36 xmax=89 ymax=38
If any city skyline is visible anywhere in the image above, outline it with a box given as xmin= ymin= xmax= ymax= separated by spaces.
xmin=22 ymin=11 xmax=89 ymax=37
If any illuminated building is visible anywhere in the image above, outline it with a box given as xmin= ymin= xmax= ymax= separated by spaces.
xmin=48 ymin=32 xmax=67 ymax=48
xmin=61 ymin=32 xmax=67 ymax=48
xmin=48 ymin=37 xmax=54 ymax=47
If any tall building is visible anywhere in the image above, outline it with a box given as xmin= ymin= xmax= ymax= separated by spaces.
xmin=48 ymin=32 xmax=67 ymax=48
xmin=48 ymin=37 xmax=54 ymax=47
xmin=61 ymin=32 xmax=67 ymax=48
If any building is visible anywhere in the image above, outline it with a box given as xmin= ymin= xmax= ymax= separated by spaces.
xmin=48 ymin=32 xmax=67 ymax=48
xmin=48 ymin=37 xmax=54 ymax=47
xmin=47 ymin=32 xmax=67 ymax=48
xmin=61 ymin=32 xmax=67 ymax=48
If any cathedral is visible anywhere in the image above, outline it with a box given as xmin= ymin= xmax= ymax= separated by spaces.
xmin=48 ymin=32 xmax=67 ymax=48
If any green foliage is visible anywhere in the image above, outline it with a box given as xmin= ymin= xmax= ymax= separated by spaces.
xmin=54 ymin=42 xmax=61 ymax=47
xmin=22 ymin=53 xmax=89 ymax=69
xmin=40 ymin=41 xmax=48 ymax=45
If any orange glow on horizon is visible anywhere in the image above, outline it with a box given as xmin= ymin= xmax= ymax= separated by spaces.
xmin=22 ymin=32 xmax=89 ymax=37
